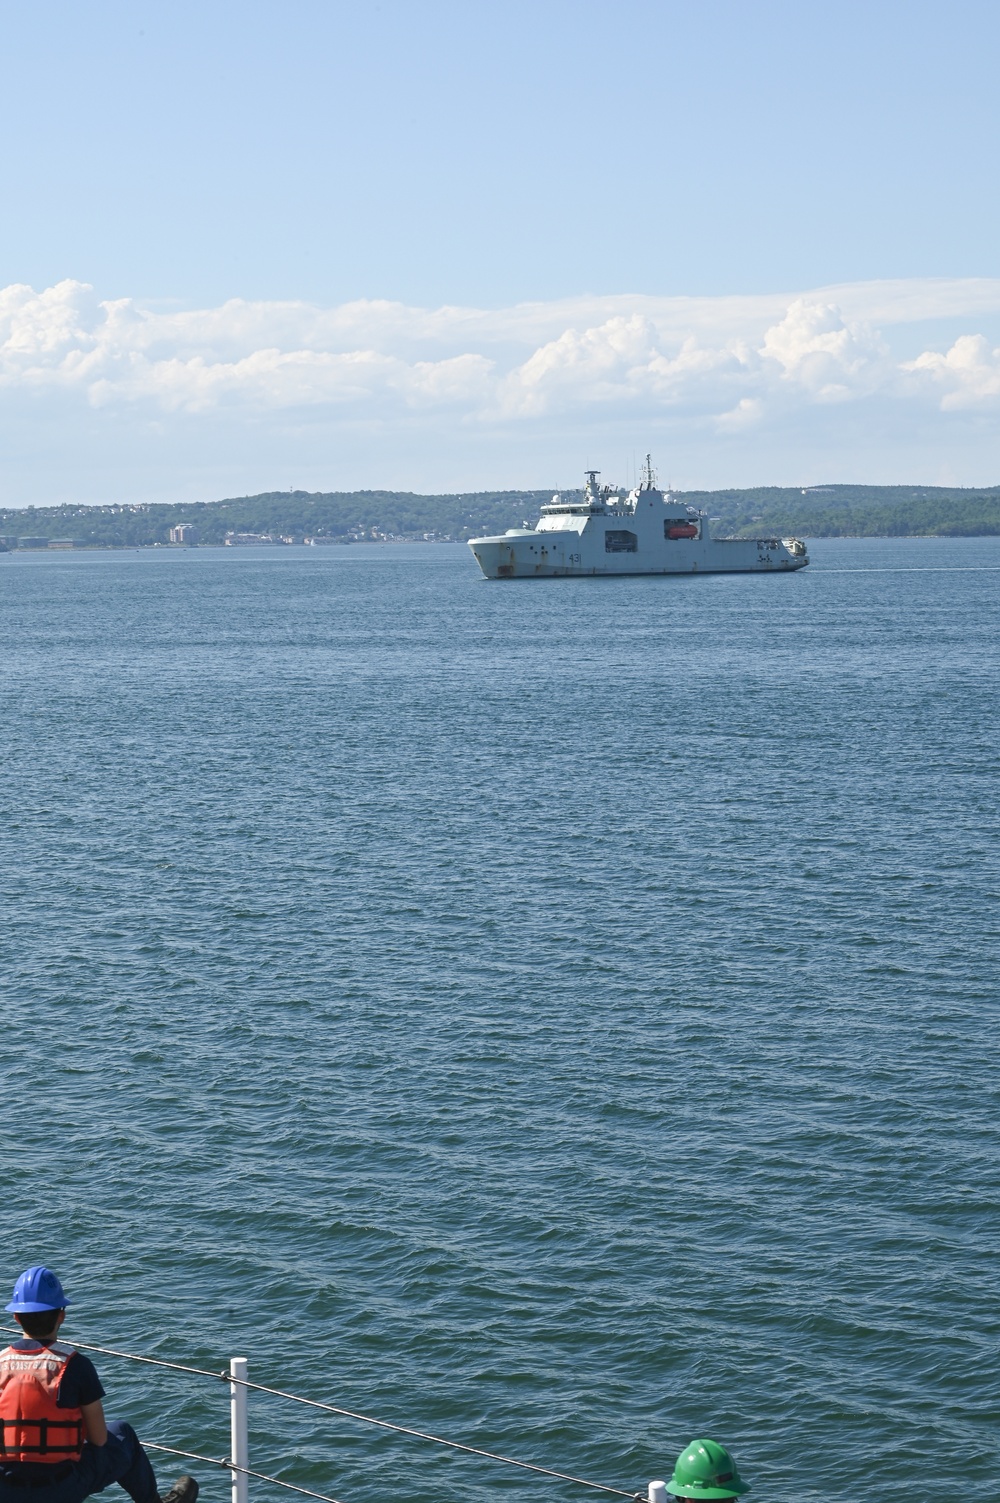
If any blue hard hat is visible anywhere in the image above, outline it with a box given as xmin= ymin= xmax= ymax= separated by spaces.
xmin=5 ymin=1267 xmax=72 ymax=1313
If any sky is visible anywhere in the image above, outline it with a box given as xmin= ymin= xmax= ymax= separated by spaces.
xmin=2 ymin=0 xmax=1000 ymax=505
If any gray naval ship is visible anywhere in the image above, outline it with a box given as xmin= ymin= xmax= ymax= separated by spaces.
xmin=469 ymin=457 xmax=809 ymax=579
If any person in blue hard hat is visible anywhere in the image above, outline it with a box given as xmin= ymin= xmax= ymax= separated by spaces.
xmin=0 ymin=1267 xmax=198 ymax=1503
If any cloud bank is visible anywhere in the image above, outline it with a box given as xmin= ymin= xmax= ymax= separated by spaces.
xmin=2 ymin=277 xmax=1000 ymax=502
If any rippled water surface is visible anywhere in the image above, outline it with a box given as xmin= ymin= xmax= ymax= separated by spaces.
xmin=1 ymin=538 xmax=998 ymax=1503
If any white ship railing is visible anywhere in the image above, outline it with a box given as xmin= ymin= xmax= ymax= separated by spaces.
xmin=2 ymin=1333 xmax=660 ymax=1503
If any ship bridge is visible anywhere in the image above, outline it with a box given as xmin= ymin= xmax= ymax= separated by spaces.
xmin=538 ymin=470 xmax=626 ymax=525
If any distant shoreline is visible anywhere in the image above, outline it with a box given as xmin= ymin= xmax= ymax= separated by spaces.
xmin=4 ymin=532 xmax=999 ymax=556
xmin=2 ymin=482 xmax=998 ymax=549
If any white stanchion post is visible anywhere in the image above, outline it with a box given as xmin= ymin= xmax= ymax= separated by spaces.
xmin=648 ymin=1482 xmax=668 ymax=1503
xmin=230 ymin=1357 xmax=249 ymax=1503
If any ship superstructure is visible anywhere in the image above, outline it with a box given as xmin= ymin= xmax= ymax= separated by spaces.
xmin=468 ymin=458 xmax=808 ymax=578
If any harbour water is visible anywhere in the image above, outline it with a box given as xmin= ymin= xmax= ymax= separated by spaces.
xmin=1 ymin=538 xmax=997 ymax=1503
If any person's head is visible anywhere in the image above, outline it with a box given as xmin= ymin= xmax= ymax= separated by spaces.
xmin=14 ymin=1308 xmax=65 ymax=1341
xmin=5 ymin=1267 xmax=71 ymax=1343
xmin=667 ymin=1439 xmax=749 ymax=1501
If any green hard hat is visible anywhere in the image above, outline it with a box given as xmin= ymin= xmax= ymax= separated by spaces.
xmin=667 ymin=1438 xmax=749 ymax=1499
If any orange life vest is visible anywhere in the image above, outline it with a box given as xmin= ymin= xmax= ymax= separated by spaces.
xmin=0 ymin=1342 xmax=84 ymax=1463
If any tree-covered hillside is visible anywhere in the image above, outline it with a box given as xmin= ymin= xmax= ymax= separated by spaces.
xmin=1 ymin=482 xmax=998 ymax=548
xmin=687 ymin=484 xmax=1000 ymax=538
xmin=0 ymin=490 xmax=549 ymax=548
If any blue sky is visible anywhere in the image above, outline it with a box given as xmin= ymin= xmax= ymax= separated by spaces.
xmin=2 ymin=0 xmax=1000 ymax=504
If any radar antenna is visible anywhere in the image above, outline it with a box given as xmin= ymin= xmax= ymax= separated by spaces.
xmin=641 ymin=454 xmax=657 ymax=490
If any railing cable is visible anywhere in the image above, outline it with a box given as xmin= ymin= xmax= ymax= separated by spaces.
xmin=142 ymin=1445 xmax=348 ymax=1503
xmin=227 ymin=1376 xmax=637 ymax=1499
xmin=0 ymin=1331 xmax=220 ymax=1383
xmin=0 ymin=1331 xmax=638 ymax=1501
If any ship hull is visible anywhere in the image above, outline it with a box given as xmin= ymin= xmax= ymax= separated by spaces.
xmin=469 ymin=535 xmax=808 ymax=579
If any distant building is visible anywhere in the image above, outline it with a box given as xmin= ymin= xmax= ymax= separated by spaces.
xmin=169 ymin=524 xmax=198 ymax=544
xmin=224 ymin=532 xmax=275 ymax=546
xmin=48 ymin=539 xmax=79 ymax=550
xmin=18 ymin=537 xmax=49 ymax=549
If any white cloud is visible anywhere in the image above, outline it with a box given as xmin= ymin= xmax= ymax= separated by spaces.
xmin=904 ymin=333 xmax=1000 ymax=408
xmin=716 ymin=397 xmax=764 ymax=432
xmin=2 ymin=276 xmax=1000 ymax=501
xmin=759 ymin=299 xmax=888 ymax=399
xmin=5 ymin=277 xmax=995 ymax=419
